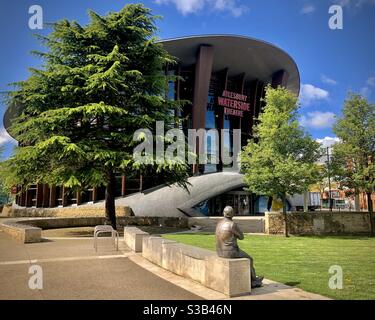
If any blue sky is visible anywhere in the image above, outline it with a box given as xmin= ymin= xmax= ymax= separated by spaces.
xmin=1 ymin=0 xmax=375 ymax=159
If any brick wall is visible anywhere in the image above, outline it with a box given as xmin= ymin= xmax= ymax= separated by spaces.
xmin=265 ymin=212 xmax=372 ymax=235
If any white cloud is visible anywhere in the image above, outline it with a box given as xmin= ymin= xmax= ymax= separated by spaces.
xmin=0 ymin=128 xmax=16 ymax=146
xmin=366 ymin=76 xmax=375 ymax=87
xmin=154 ymin=0 xmax=249 ymax=17
xmin=336 ymin=0 xmax=375 ymax=7
xmin=321 ymin=75 xmax=338 ymax=85
xmin=336 ymin=0 xmax=353 ymax=6
xmin=301 ymin=4 xmax=315 ymax=14
xmin=299 ymin=84 xmax=329 ymax=105
xmin=316 ymin=136 xmax=340 ymax=162
xmin=360 ymin=86 xmax=371 ymax=97
xmin=316 ymin=136 xmax=341 ymax=148
xmin=356 ymin=75 xmax=375 ymax=97
xmin=213 ymin=0 xmax=248 ymax=17
xmin=300 ymin=111 xmax=336 ymax=129
xmin=155 ymin=0 xmax=204 ymax=15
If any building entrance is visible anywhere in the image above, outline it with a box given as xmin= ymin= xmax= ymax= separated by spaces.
xmin=220 ymin=191 xmax=250 ymax=216
xmin=193 ymin=189 xmax=254 ymax=216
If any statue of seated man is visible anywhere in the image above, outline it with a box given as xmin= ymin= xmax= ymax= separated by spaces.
xmin=215 ymin=206 xmax=263 ymax=288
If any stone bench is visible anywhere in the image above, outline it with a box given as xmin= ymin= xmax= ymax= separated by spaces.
xmin=141 ymin=233 xmax=251 ymax=297
xmin=161 ymin=242 xmax=215 ymax=284
xmin=0 ymin=217 xmax=106 ymax=244
xmin=205 ymin=255 xmax=250 ymax=297
xmin=142 ymin=236 xmax=177 ymax=266
xmin=123 ymin=226 xmax=150 ymax=252
xmin=0 ymin=221 xmax=42 ymax=243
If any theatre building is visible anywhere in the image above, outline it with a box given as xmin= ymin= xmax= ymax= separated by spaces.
xmin=4 ymin=35 xmax=300 ymax=217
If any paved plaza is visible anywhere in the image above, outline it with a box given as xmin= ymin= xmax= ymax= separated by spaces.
xmin=0 ymin=227 xmax=328 ymax=300
xmin=0 ymin=230 xmax=202 ymax=300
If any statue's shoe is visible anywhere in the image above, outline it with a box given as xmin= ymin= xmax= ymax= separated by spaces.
xmin=251 ymin=276 xmax=264 ymax=288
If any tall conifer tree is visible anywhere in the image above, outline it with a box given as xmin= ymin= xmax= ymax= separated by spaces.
xmin=4 ymin=4 xmax=188 ymax=228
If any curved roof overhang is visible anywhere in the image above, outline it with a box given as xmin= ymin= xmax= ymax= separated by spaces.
xmin=3 ymin=102 xmax=21 ymax=136
xmin=160 ymin=34 xmax=300 ymax=95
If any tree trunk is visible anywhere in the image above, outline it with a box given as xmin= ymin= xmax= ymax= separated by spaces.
xmin=303 ymin=191 xmax=308 ymax=212
xmin=282 ymin=193 xmax=289 ymax=237
xmin=367 ymin=192 xmax=374 ymax=236
xmin=355 ymin=191 xmax=360 ymax=211
xmin=105 ymin=169 xmax=117 ymax=230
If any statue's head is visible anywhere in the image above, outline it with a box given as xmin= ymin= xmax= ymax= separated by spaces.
xmin=223 ymin=206 xmax=234 ymax=218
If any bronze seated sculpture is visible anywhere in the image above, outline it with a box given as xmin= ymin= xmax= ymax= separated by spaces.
xmin=215 ymin=206 xmax=263 ymax=288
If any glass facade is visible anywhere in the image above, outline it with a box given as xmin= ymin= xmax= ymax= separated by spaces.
xmin=193 ymin=189 xmax=256 ymax=216
xmin=193 ymin=191 xmax=293 ymax=217
xmin=166 ymin=66 xmax=271 ymax=217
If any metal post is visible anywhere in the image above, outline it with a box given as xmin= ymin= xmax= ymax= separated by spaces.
xmin=327 ymin=147 xmax=333 ymax=211
xmin=121 ymin=175 xmax=126 ymax=197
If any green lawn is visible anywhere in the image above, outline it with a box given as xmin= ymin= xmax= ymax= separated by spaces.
xmin=163 ymin=233 xmax=375 ymax=300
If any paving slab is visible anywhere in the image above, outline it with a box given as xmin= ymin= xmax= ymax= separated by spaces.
xmin=230 ymin=279 xmax=330 ymax=300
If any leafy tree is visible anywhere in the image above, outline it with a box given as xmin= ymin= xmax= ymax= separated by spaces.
xmin=332 ymin=93 xmax=375 ymax=235
xmin=241 ymin=86 xmax=321 ymax=236
xmin=3 ymin=4 xmax=189 ymax=229
xmin=0 ymin=147 xmax=9 ymax=204
xmin=0 ymin=180 xmax=10 ymax=205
